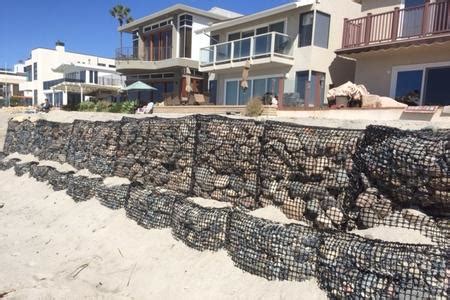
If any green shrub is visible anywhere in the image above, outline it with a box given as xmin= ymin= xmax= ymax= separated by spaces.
xmin=245 ymin=97 xmax=264 ymax=117
xmin=95 ymin=100 xmax=111 ymax=112
xmin=120 ymin=100 xmax=136 ymax=114
xmin=78 ymin=101 xmax=96 ymax=112
xmin=109 ymin=102 xmax=123 ymax=113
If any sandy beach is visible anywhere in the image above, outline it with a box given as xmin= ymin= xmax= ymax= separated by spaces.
xmin=0 ymin=168 xmax=326 ymax=299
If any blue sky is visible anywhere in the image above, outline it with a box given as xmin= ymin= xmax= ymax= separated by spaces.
xmin=0 ymin=0 xmax=289 ymax=68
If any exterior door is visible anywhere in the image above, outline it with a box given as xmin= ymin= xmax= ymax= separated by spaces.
xmin=423 ymin=66 xmax=450 ymax=105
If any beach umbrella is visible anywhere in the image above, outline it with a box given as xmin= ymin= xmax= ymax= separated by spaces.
xmin=122 ymin=81 xmax=157 ymax=105
xmin=185 ymin=67 xmax=193 ymax=94
xmin=240 ymin=60 xmax=251 ymax=92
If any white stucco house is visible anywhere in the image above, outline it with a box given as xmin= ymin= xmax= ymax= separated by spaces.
xmin=20 ymin=41 xmax=124 ymax=107
xmin=197 ymin=0 xmax=362 ymax=108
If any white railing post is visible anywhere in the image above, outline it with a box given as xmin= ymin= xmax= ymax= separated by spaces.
xmin=250 ymin=36 xmax=254 ymax=62
xmin=271 ymin=32 xmax=275 ymax=58
xmin=230 ymin=41 xmax=235 ymax=63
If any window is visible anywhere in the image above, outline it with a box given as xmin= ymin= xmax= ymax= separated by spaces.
xmin=33 ymin=62 xmax=38 ymax=80
xmin=109 ymin=64 xmax=116 ymax=68
xmin=314 ymin=12 xmax=330 ymax=48
xmin=225 ymin=81 xmax=238 ymax=105
xmin=299 ymin=12 xmax=314 ymax=47
xmin=89 ymin=71 xmax=98 ymax=84
xmin=424 ymin=67 xmax=450 ymax=105
xmin=97 ymin=63 xmax=106 ymax=67
xmin=33 ymin=89 xmax=38 ymax=105
xmin=179 ymin=14 xmax=193 ymax=58
xmin=24 ymin=65 xmax=32 ymax=81
xmin=143 ymin=18 xmax=173 ymax=33
xmin=226 ymin=77 xmax=281 ymax=105
xmin=395 ymin=70 xmax=423 ymax=105
xmin=269 ymin=21 xmax=285 ymax=33
xmin=132 ymin=30 xmax=139 ymax=57
xmin=210 ymin=35 xmax=220 ymax=45
xmin=295 ymin=71 xmax=326 ymax=107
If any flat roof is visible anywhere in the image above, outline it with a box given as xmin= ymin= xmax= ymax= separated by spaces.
xmin=195 ymin=0 xmax=314 ymax=34
xmin=119 ymin=4 xmax=241 ymax=33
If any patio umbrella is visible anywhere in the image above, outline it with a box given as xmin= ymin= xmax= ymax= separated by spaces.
xmin=240 ymin=60 xmax=251 ymax=92
xmin=122 ymin=81 xmax=157 ymax=105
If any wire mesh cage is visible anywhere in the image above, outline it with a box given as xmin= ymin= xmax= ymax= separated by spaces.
xmin=115 ymin=116 xmax=196 ymax=194
xmin=14 ymin=161 xmax=38 ymax=177
xmin=192 ymin=115 xmax=264 ymax=209
xmin=95 ymin=183 xmax=130 ymax=210
xmin=227 ymin=209 xmax=321 ymax=281
xmin=171 ymin=197 xmax=232 ymax=251
xmin=66 ymin=175 xmax=103 ymax=202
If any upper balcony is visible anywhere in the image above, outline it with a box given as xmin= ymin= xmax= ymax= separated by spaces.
xmin=115 ymin=46 xmax=198 ymax=72
xmin=338 ymin=1 xmax=450 ymax=55
xmin=199 ymin=32 xmax=294 ymax=72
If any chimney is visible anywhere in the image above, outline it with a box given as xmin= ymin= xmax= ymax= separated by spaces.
xmin=55 ymin=40 xmax=65 ymax=52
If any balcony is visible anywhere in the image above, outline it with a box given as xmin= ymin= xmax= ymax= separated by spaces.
xmin=199 ymin=32 xmax=294 ymax=72
xmin=339 ymin=1 xmax=450 ymax=54
xmin=115 ymin=46 xmax=172 ymax=61
xmin=115 ymin=46 xmax=198 ymax=72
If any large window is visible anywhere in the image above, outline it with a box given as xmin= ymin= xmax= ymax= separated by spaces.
xmin=132 ymin=30 xmax=139 ymax=57
xmin=393 ymin=65 xmax=450 ymax=106
xmin=179 ymin=14 xmax=193 ymax=58
xmin=314 ymin=12 xmax=330 ymax=48
xmin=299 ymin=12 xmax=314 ymax=47
xmin=24 ymin=65 xmax=32 ymax=81
xmin=394 ymin=70 xmax=423 ymax=105
xmin=225 ymin=77 xmax=281 ymax=105
xmin=227 ymin=21 xmax=285 ymax=42
xmin=148 ymin=29 xmax=172 ymax=61
xmin=33 ymin=62 xmax=38 ymax=80
xmin=299 ymin=11 xmax=331 ymax=48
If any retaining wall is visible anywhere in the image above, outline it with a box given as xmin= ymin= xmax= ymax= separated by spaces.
xmin=1 ymin=114 xmax=449 ymax=299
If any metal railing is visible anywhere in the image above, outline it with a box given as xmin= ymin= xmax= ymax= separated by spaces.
xmin=116 ymin=46 xmax=173 ymax=61
xmin=342 ymin=1 xmax=450 ymax=48
xmin=199 ymin=32 xmax=293 ymax=66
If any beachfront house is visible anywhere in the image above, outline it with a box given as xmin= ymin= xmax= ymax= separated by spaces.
xmin=0 ymin=65 xmax=28 ymax=106
xmin=337 ymin=0 xmax=450 ymax=106
xmin=197 ymin=0 xmax=362 ymax=108
xmin=20 ymin=41 xmax=124 ymax=108
xmin=115 ymin=4 xmax=241 ymax=105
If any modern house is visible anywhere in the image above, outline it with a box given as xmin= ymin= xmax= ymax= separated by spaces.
xmin=20 ymin=42 xmax=124 ymax=107
xmin=337 ymin=0 xmax=450 ymax=106
xmin=0 ymin=65 xmax=28 ymax=106
xmin=197 ymin=0 xmax=362 ymax=108
xmin=115 ymin=4 xmax=242 ymax=105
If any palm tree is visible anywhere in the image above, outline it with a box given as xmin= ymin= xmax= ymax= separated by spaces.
xmin=110 ymin=5 xmax=134 ymax=50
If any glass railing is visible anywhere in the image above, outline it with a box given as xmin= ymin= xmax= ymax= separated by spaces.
xmin=200 ymin=32 xmax=293 ymax=66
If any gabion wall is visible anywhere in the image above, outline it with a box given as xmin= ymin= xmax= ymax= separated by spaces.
xmin=1 ymin=115 xmax=449 ymax=299
xmin=33 ymin=120 xmax=72 ymax=163
xmin=227 ymin=210 xmax=320 ymax=281
xmin=4 ymin=120 xmax=37 ymax=154
xmin=171 ymin=198 xmax=231 ymax=251
xmin=126 ymin=184 xmax=184 ymax=229
xmin=115 ymin=116 xmax=196 ymax=194
xmin=193 ymin=115 xmax=264 ymax=209
xmin=260 ymin=121 xmax=363 ymax=230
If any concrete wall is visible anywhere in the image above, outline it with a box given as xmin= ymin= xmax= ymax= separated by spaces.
xmin=354 ymin=41 xmax=450 ymax=97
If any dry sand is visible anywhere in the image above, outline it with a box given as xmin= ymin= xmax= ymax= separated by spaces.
xmin=249 ymin=205 xmax=309 ymax=226
xmin=0 ymin=169 xmax=326 ymax=299
xmin=189 ymin=197 xmax=233 ymax=208
xmin=351 ymin=226 xmax=435 ymax=245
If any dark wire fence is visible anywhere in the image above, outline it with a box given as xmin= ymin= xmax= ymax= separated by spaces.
xmin=1 ymin=115 xmax=449 ymax=299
